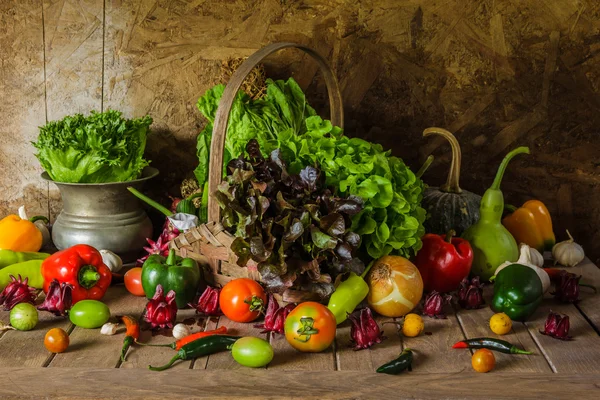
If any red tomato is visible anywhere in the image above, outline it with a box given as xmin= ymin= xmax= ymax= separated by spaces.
xmin=44 ymin=328 xmax=69 ymax=353
xmin=219 ymin=278 xmax=266 ymax=323
xmin=124 ymin=267 xmax=145 ymax=296
xmin=284 ymin=302 xmax=336 ymax=352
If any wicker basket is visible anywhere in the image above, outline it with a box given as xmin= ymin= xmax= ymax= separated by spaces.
xmin=170 ymin=42 xmax=344 ymax=303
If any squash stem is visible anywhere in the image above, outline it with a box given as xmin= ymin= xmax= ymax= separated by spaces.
xmin=423 ymin=127 xmax=462 ymax=193
xmin=490 ymin=147 xmax=530 ymax=190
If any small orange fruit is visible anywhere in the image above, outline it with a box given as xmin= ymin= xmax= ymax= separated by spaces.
xmin=472 ymin=348 xmax=495 ymax=373
xmin=44 ymin=328 xmax=70 ymax=353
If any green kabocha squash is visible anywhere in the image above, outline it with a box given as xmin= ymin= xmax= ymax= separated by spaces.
xmin=421 ymin=127 xmax=481 ymax=236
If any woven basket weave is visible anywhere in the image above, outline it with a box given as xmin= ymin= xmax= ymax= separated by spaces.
xmin=170 ymin=42 xmax=344 ymax=303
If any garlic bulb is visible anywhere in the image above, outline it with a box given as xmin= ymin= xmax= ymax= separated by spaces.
xmin=100 ymin=250 xmax=123 ymax=273
xmin=172 ymin=323 xmax=191 ymax=340
xmin=552 ymin=230 xmax=584 ymax=267
xmin=496 ymin=243 xmax=550 ymax=293
xmin=528 ymin=247 xmax=544 ymax=268
xmin=100 ymin=322 xmax=119 ymax=335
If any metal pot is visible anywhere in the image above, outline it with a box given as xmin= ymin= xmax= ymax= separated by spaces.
xmin=42 ymin=167 xmax=159 ymax=262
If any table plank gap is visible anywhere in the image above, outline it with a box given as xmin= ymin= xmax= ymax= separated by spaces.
xmin=191 ymin=315 xmax=220 ymax=370
xmin=573 ymin=258 xmax=600 ymax=332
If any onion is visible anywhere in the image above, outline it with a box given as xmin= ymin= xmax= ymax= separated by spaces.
xmin=366 ymin=256 xmax=424 ymax=317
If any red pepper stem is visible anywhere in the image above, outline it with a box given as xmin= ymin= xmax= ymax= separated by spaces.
xmin=121 ymin=336 xmax=135 ymax=362
xmin=78 ymin=265 xmax=100 ymax=289
xmin=148 ymin=354 xmax=181 ymax=371
xmin=445 ymin=230 xmax=456 ymax=243
xmin=165 ymin=249 xmax=177 ymax=266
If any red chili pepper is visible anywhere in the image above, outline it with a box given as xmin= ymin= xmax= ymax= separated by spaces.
xmin=414 ymin=230 xmax=474 ymax=293
xmin=137 ymin=326 xmax=228 ymax=350
xmin=41 ymin=244 xmax=112 ymax=304
xmin=119 ymin=315 xmax=140 ymax=361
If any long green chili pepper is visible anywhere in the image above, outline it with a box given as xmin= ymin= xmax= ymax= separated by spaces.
xmin=376 ymin=348 xmax=413 ymax=375
xmin=327 ymin=261 xmax=374 ymax=325
xmin=148 ymin=335 xmax=241 ymax=371
xmin=452 ymin=338 xmax=532 ymax=355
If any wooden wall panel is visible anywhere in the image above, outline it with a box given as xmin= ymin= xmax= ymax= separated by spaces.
xmin=0 ymin=1 xmax=47 ymax=218
xmin=1 ymin=0 xmax=600 ymax=260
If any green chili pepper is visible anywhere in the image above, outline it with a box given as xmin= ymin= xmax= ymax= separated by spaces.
xmin=0 ymin=250 xmax=50 ymax=270
xmin=376 ymin=348 xmax=413 ymax=375
xmin=452 ymin=337 xmax=532 ymax=355
xmin=327 ymin=262 xmax=373 ymax=325
xmin=148 ymin=335 xmax=241 ymax=371
xmin=462 ymin=147 xmax=529 ymax=281
xmin=0 ymin=260 xmax=45 ymax=291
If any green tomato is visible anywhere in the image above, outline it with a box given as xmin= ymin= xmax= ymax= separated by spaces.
xmin=231 ymin=336 xmax=274 ymax=368
xmin=69 ymin=300 xmax=110 ymax=329
xmin=10 ymin=303 xmax=38 ymax=331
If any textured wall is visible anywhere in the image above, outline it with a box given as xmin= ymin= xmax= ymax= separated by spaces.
xmin=1 ymin=0 xmax=599 ymax=260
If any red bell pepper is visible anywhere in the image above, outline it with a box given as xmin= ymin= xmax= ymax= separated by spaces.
xmin=41 ymin=244 xmax=111 ymax=304
xmin=414 ymin=230 xmax=473 ymax=293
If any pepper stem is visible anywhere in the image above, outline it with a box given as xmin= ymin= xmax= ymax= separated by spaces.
xmin=148 ymin=354 xmax=181 ymax=371
xmin=511 ymin=347 xmax=533 ymax=355
xmin=127 ymin=187 xmax=173 ymax=217
xmin=415 ymin=155 xmax=434 ymax=179
xmin=29 ymin=215 xmax=49 ymax=224
xmin=423 ymin=128 xmax=463 ymax=193
xmin=445 ymin=230 xmax=456 ymax=243
xmin=505 ymin=204 xmax=518 ymax=213
xmin=78 ymin=265 xmax=100 ymax=289
xmin=165 ymin=249 xmax=177 ymax=266
xmin=121 ymin=336 xmax=134 ymax=362
xmin=490 ymin=147 xmax=530 ymax=190
xmin=360 ymin=260 xmax=375 ymax=279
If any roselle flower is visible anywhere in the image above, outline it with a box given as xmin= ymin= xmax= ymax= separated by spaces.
xmin=553 ymin=271 xmax=581 ymax=303
xmin=37 ymin=279 xmax=73 ymax=316
xmin=0 ymin=275 xmax=38 ymax=311
xmin=137 ymin=235 xmax=170 ymax=266
xmin=458 ymin=276 xmax=485 ymax=310
xmin=540 ymin=311 xmax=571 ymax=340
xmin=190 ymin=286 xmax=222 ymax=316
xmin=145 ymin=284 xmax=177 ymax=329
xmin=348 ymin=307 xmax=386 ymax=350
xmin=423 ymin=291 xmax=452 ymax=319
xmin=254 ymin=294 xmax=295 ymax=335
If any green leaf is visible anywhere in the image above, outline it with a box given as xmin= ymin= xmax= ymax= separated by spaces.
xmin=310 ymin=227 xmax=338 ymax=250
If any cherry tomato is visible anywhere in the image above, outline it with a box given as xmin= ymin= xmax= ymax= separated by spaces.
xmin=472 ymin=348 xmax=495 ymax=373
xmin=284 ymin=302 xmax=336 ymax=353
xmin=219 ymin=278 xmax=266 ymax=323
xmin=124 ymin=267 xmax=145 ymax=296
xmin=44 ymin=328 xmax=70 ymax=353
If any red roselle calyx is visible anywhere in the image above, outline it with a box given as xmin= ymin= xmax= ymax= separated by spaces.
xmin=540 ymin=311 xmax=571 ymax=340
xmin=423 ymin=291 xmax=452 ymax=319
xmin=0 ymin=275 xmax=39 ymax=311
xmin=458 ymin=276 xmax=485 ymax=310
xmin=553 ymin=271 xmax=581 ymax=303
xmin=191 ymin=286 xmax=222 ymax=316
xmin=254 ymin=294 xmax=295 ymax=335
xmin=137 ymin=235 xmax=170 ymax=266
xmin=348 ymin=307 xmax=386 ymax=350
xmin=37 ymin=278 xmax=73 ymax=316
xmin=145 ymin=284 xmax=178 ymax=329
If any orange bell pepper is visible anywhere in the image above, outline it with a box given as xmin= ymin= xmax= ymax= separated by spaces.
xmin=0 ymin=215 xmax=43 ymax=252
xmin=502 ymin=200 xmax=555 ymax=252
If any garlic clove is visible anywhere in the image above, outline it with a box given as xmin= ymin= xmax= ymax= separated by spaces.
xmin=172 ymin=323 xmax=191 ymax=340
xmin=100 ymin=250 xmax=123 ymax=273
xmin=100 ymin=322 xmax=119 ymax=335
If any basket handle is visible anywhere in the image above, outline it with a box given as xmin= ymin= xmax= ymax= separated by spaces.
xmin=207 ymin=42 xmax=344 ymax=222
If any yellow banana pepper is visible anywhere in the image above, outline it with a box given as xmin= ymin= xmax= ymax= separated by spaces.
xmin=0 ymin=214 xmax=43 ymax=252
xmin=502 ymin=200 xmax=555 ymax=252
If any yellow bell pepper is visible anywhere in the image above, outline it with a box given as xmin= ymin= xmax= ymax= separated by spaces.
xmin=0 ymin=214 xmax=43 ymax=252
xmin=502 ymin=200 xmax=555 ymax=252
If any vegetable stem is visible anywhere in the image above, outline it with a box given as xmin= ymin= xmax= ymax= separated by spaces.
xmin=148 ymin=354 xmax=181 ymax=371
xmin=127 ymin=187 xmax=172 ymax=217
xmin=415 ymin=155 xmax=434 ymax=179
xmin=490 ymin=147 xmax=529 ymax=191
xmin=360 ymin=260 xmax=375 ymax=279
xmin=423 ymin=128 xmax=462 ymax=193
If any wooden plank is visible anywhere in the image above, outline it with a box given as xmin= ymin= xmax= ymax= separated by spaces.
xmin=575 ymin=258 xmax=600 ymax=331
xmin=268 ymin=323 xmax=335 ymax=371
xmin=456 ymin=288 xmax=551 ymax=372
xmin=49 ymin=286 xmax=144 ymax=368
xmin=0 ymin=368 xmax=599 ymax=399
xmin=404 ymin=305 xmax=472 ymax=373
xmin=0 ymin=0 xmax=48 ymax=218
xmin=191 ymin=315 xmax=219 ymax=370
xmin=525 ymin=284 xmax=600 ymax=373
xmin=335 ymin=316 xmax=402 ymax=372
xmin=205 ymin=316 xmax=267 ymax=370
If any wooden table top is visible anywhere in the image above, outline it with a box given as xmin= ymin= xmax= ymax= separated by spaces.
xmin=1 ymin=260 xmax=599 ymax=399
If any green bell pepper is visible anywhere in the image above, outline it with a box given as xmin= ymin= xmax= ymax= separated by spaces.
xmin=491 ymin=263 xmax=543 ymax=321
xmin=141 ymin=249 xmax=201 ymax=309
xmin=0 ymin=249 xmax=50 ymax=269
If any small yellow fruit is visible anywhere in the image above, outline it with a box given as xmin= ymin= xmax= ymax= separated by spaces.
xmin=402 ymin=313 xmax=424 ymax=337
xmin=490 ymin=312 xmax=512 ymax=335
